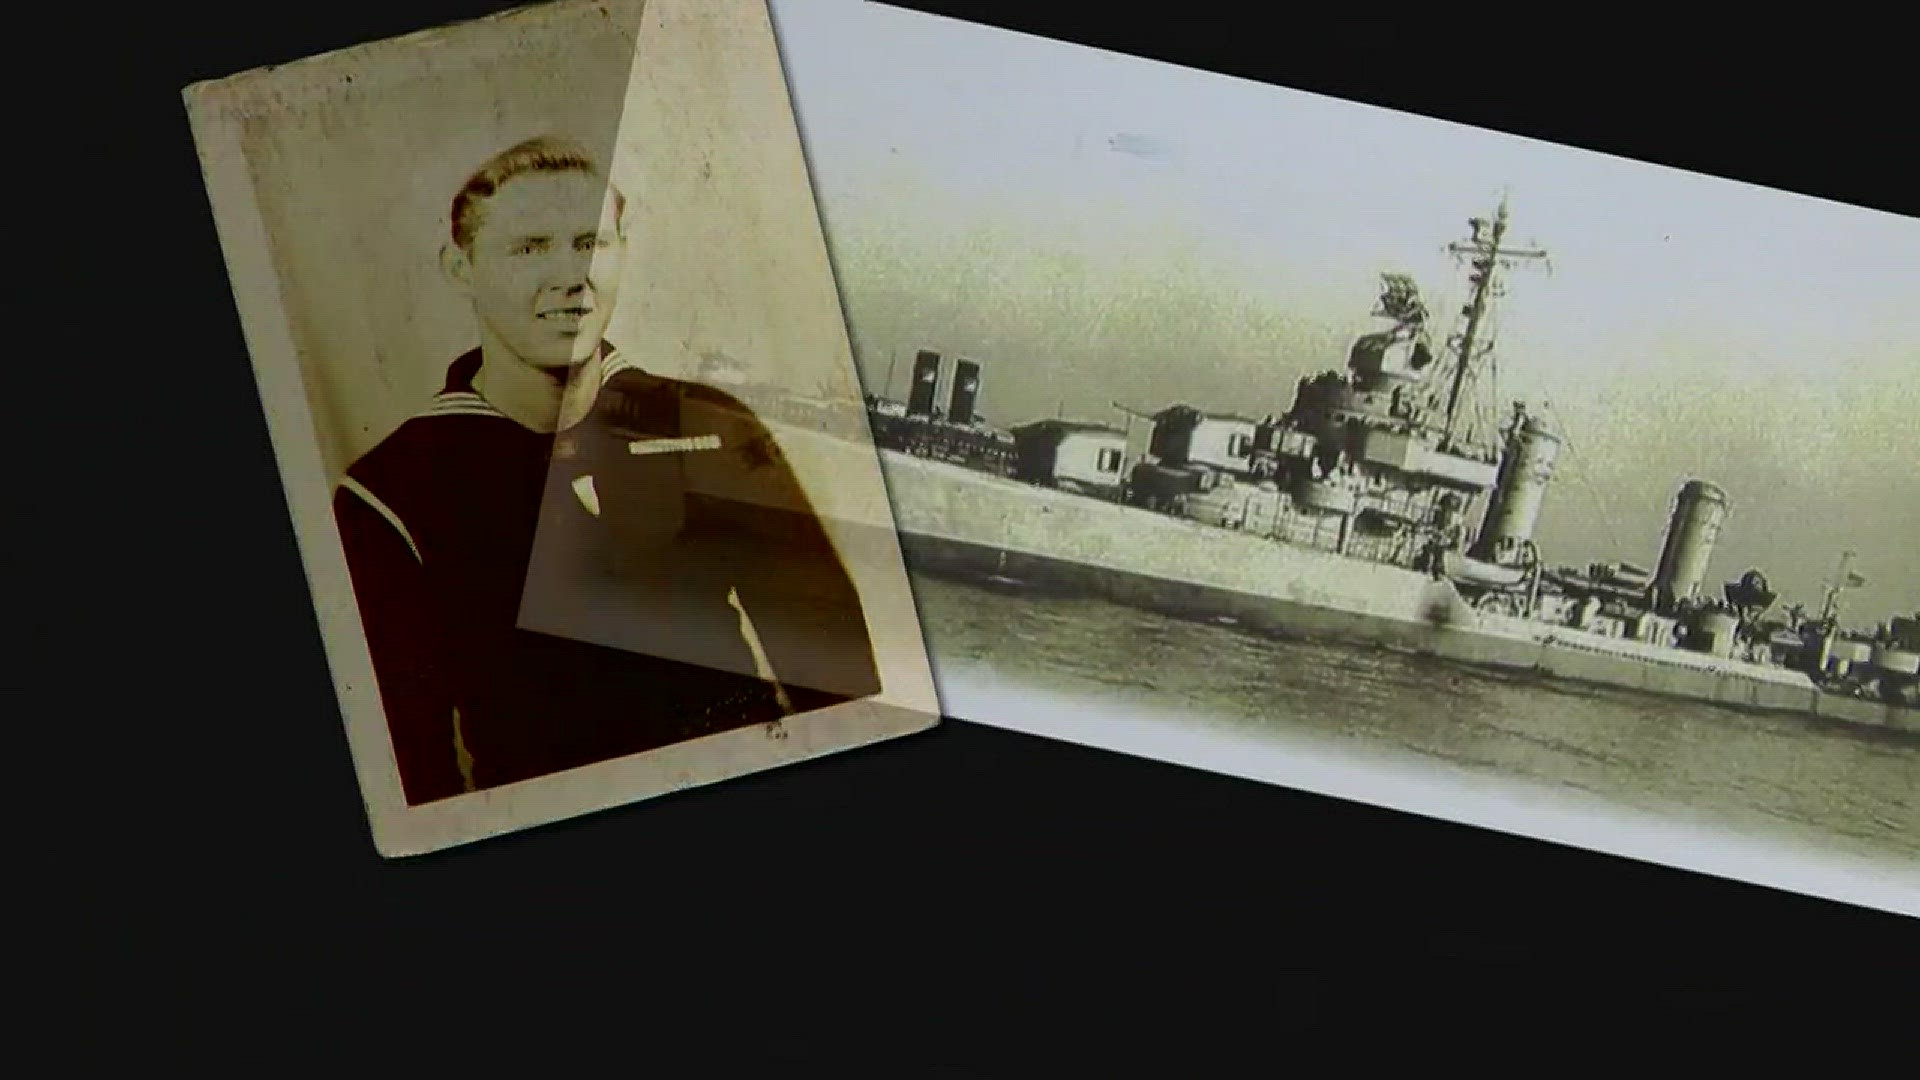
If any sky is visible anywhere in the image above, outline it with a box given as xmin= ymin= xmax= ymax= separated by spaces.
xmin=768 ymin=0 xmax=1919 ymax=627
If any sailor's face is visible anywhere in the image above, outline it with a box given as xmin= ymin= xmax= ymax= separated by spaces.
xmin=460 ymin=170 xmax=626 ymax=370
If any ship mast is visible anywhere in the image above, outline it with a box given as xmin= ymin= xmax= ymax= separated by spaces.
xmin=1819 ymin=549 xmax=1858 ymax=624
xmin=1813 ymin=548 xmax=1859 ymax=674
xmin=1440 ymin=195 xmax=1549 ymax=447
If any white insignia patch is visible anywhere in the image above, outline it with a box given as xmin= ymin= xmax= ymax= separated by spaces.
xmin=570 ymin=474 xmax=602 ymax=517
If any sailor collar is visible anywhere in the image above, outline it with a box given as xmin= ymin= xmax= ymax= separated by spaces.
xmin=421 ymin=344 xmax=643 ymax=425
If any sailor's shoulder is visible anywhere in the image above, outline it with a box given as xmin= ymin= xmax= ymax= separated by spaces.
xmin=684 ymin=391 xmax=789 ymax=474
xmin=601 ymin=368 xmax=754 ymax=411
xmin=339 ymin=419 xmax=431 ymax=495
xmin=332 ymin=423 xmax=439 ymax=552
xmin=337 ymin=406 xmax=503 ymax=517
xmin=599 ymin=363 xmax=675 ymax=394
xmin=675 ymin=378 xmax=758 ymax=413
xmin=675 ymin=381 xmax=778 ymax=441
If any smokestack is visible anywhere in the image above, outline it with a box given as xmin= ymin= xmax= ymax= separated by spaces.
xmin=906 ymin=350 xmax=942 ymax=417
xmin=948 ymin=358 xmax=981 ymax=425
xmin=1653 ymin=479 xmax=1730 ymax=610
xmin=1472 ymin=412 xmax=1562 ymax=563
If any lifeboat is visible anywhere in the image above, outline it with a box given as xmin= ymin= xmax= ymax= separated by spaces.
xmin=1441 ymin=551 xmax=1528 ymax=589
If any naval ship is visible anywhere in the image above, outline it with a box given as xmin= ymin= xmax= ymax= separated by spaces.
xmin=858 ymin=199 xmax=1919 ymax=734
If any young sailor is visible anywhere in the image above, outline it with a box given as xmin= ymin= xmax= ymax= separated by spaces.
xmin=332 ymin=136 xmax=880 ymax=804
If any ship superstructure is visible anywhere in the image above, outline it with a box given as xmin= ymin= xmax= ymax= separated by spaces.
xmin=859 ymin=201 xmax=1918 ymax=717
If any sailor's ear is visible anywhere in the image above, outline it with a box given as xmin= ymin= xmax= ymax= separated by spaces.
xmin=439 ymin=242 xmax=474 ymax=293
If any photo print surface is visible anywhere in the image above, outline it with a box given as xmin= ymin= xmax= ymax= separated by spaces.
xmin=184 ymin=0 xmax=940 ymax=856
xmin=771 ymin=0 xmax=1920 ymax=915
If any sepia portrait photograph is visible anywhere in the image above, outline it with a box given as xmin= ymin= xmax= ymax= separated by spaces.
xmin=182 ymin=0 xmax=940 ymax=856
xmin=772 ymin=0 xmax=1919 ymax=914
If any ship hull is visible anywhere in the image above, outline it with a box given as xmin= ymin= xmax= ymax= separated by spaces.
xmin=879 ymin=451 xmax=1918 ymax=736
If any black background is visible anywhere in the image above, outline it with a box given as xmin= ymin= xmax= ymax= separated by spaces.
xmin=101 ymin=0 xmax=1916 ymax=1065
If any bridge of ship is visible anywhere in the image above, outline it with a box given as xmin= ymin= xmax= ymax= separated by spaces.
xmin=1171 ymin=412 xmax=1504 ymax=561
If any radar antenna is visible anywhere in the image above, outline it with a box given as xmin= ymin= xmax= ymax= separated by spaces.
xmin=1374 ymin=272 xmax=1429 ymax=328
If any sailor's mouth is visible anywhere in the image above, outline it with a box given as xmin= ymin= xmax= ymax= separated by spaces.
xmin=538 ymin=306 xmax=593 ymax=322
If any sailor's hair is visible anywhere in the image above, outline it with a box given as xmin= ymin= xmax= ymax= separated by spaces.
xmin=449 ymin=135 xmax=627 ymax=250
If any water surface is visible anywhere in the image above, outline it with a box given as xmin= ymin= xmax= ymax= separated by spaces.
xmin=910 ymin=573 xmax=1920 ymax=868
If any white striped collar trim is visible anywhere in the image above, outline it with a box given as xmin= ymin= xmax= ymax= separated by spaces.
xmin=418 ymin=350 xmax=640 ymax=420
xmin=599 ymin=348 xmax=641 ymax=381
xmin=422 ymin=389 xmax=510 ymax=420
xmin=337 ymin=476 xmax=423 ymax=564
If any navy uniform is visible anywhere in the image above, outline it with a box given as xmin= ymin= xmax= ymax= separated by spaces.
xmin=333 ymin=344 xmax=881 ymax=805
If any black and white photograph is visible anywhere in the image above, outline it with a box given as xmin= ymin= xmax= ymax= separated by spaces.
xmin=96 ymin=0 xmax=1920 ymax=1059
xmin=773 ymin=0 xmax=1920 ymax=915
xmin=181 ymin=0 xmax=941 ymax=856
